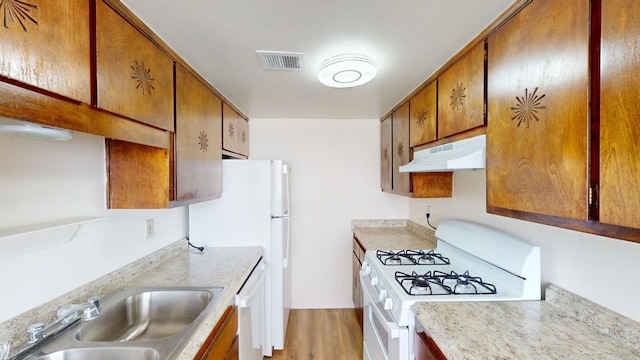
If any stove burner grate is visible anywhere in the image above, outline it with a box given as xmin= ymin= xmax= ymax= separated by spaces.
xmin=395 ymin=271 xmax=452 ymax=295
xmin=394 ymin=270 xmax=497 ymax=296
xmin=433 ymin=270 xmax=497 ymax=295
xmin=376 ymin=249 xmax=450 ymax=266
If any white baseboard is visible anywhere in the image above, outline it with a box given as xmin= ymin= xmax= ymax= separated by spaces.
xmin=291 ymin=303 xmax=355 ymax=309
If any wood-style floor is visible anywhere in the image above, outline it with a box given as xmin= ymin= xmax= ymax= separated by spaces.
xmin=267 ymin=309 xmax=363 ymax=360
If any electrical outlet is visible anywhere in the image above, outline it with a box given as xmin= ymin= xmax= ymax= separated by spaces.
xmin=145 ymin=219 xmax=155 ymax=239
xmin=426 ymin=205 xmax=432 ymax=215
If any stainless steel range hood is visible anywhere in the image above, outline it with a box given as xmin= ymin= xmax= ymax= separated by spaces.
xmin=399 ymin=134 xmax=486 ymax=172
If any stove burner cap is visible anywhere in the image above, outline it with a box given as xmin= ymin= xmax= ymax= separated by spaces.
xmin=387 ymin=254 xmax=402 ymax=265
xmin=412 ymin=278 xmax=430 ymax=290
xmin=418 ymin=255 xmax=435 ymax=265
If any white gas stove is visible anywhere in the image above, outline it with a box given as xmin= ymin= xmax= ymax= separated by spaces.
xmin=359 ymin=220 xmax=540 ymax=360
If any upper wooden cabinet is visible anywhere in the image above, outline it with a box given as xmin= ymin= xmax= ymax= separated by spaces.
xmin=222 ymin=103 xmax=249 ymax=158
xmin=96 ymin=0 xmax=174 ymax=131
xmin=380 ymin=115 xmax=393 ymax=192
xmin=409 ymin=82 xmax=438 ymax=147
xmin=381 ymin=106 xmax=452 ymax=198
xmin=599 ymin=0 xmax=640 ymax=230
xmin=0 ymin=0 xmax=91 ymax=103
xmin=107 ymin=140 xmax=170 ymax=209
xmin=486 ymin=0 xmax=590 ymax=219
xmin=438 ymin=42 xmax=485 ymax=139
xmin=392 ymin=102 xmax=411 ymax=194
xmin=174 ymin=65 xmax=222 ymax=203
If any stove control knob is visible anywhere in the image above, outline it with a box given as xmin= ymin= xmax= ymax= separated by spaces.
xmin=378 ymin=290 xmax=387 ymax=302
xmin=370 ymin=277 xmax=378 ymax=287
xmin=361 ymin=262 xmax=372 ymax=276
xmin=383 ymin=297 xmax=393 ymax=310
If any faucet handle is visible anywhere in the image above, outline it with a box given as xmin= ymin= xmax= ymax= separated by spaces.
xmin=27 ymin=323 xmax=44 ymax=343
xmin=87 ymin=296 xmax=100 ymax=311
xmin=56 ymin=305 xmax=78 ymax=324
xmin=0 ymin=341 xmax=10 ymax=360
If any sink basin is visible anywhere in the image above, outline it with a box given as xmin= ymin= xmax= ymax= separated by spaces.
xmin=76 ymin=289 xmax=217 ymax=342
xmin=20 ymin=286 xmax=226 ymax=360
xmin=30 ymin=347 xmax=158 ymax=360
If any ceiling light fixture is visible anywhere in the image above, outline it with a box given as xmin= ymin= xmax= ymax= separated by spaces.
xmin=318 ymin=53 xmax=377 ymax=88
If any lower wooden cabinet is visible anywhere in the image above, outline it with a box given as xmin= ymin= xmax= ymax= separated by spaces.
xmin=352 ymin=237 xmax=365 ymax=330
xmin=195 ymin=306 xmax=239 ymax=360
xmin=414 ymin=317 xmax=447 ymax=360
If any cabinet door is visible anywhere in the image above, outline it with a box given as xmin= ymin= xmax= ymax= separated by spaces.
xmin=392 ymin=102 xmax=411 ymax=194
xmin=438 ymin=42 xmax=485 ymax=138
xmin=96 ymin=0 xmax=174 ymax=131
xmin=222 ymin=103 xmax=249 ymax=157
xmin=599 ymin=0 xmax=640 ymax=230
xmin=237 ymin=117 xmax=249 ymax=156
xmin=414 ymin=318 xmax=447 ymax=360
xmin=410 ymin=82 xmax=438 ymax=147
xmin=195 ymin=306 xmax=239 ymax=360
xmin=380 ymin=115 xmax=393 ymax=192
xmin=175 ymin=65 xmax=222 ymax=202
xmin=486 ymin=0 xmax=590 ymax=220
xmin=352 ymin=237 xmax=364 ymax=330
xmin=0 ymin=0 xmax=90 ymax=103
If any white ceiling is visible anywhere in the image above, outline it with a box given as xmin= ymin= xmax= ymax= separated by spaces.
xmin=120 ymin=0 xmax=515 ymax=119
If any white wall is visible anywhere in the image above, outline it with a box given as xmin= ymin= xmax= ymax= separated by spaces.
xmin=250 ymin=118 xmax=408 ymax=308
xmin=408 ymin=170 xmax=640 ymax=323
xmin=0 ymin=130 xmax=188 ymax=323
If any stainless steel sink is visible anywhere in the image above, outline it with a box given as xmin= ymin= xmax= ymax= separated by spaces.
xmin=28 ymin=347 xmax=159 ymax=360
xmin=75 ymin=289 xmax=214 ymax=342
xmin=19 ymin=286 xmax=226 ymax=360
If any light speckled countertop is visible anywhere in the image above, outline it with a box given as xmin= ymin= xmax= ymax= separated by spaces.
xmin=351 ymin=219 xmax=437 ymax=250
xmin=0 ymin=240 xmax=263 ymax=360
xmin=412 ymin=284 xmax=640 ymax=359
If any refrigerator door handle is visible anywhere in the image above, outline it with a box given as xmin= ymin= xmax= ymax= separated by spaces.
xmin=283 ymin=164 xmax=290 ymax=217
xmin=283 ymin=218 xmax=290 ymax=268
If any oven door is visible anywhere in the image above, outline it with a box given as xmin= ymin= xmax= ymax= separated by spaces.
xmin=361 ymin=276 xmax=408 ymax=360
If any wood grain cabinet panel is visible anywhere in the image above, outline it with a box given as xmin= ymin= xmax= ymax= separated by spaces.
xmin=438 ymin=42 xmax=485 ymax=139
xmin=486 ymin=0 xmax=590 ymax=220
xmin=410 ymin=82 xmax=438 ymax=147
xmin=380 ymin=115 xmax=393 ymax=192
xmin=195 ymin=306 xmax=239 ymax=360
xmin=392 ymin=102 xmax=411 ymax=194
xmin=96 ymin=0 xmax=174 ymax=131
xmin=222 ymin=103 xmax=249 ymax=157
xmin=414 ymin=317 xmax=447 ymax=360
xmin=599 ymin=0 xmax=640 ymax=230
xmin=352 ymin=237 xmax=365 ymax=330
xmin=175 ymin=65 xmax=222 ymax=202
xmin=107 ymin=140 xmax=170 ymax=209
xmin=0 ymin=0 xmax=91 ymax=103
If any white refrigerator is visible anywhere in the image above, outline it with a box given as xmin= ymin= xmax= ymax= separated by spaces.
xmin=188 ymin=159 xmax=291 ymax=357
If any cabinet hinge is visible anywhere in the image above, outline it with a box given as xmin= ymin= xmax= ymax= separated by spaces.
xmin=588 ymin=184 xmax=599 ymax=207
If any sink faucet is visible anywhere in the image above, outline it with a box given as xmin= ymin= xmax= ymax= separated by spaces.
xmin=7 ymin=296 xmax=100 ymax=360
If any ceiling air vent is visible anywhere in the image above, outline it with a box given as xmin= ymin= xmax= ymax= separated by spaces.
xmin=256 ymin=51 xmax=305 ymax=71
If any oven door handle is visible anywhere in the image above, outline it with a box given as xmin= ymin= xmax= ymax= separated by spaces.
xmin=362 ymin=279 xmax=403 ymax=339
